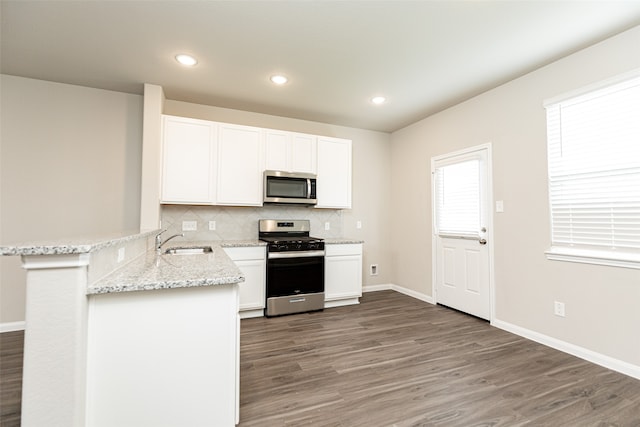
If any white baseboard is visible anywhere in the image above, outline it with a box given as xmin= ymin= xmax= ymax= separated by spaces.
xmin=362 ymin=284 xmax=393 ymax=293
xmin=1 ymin=321 xmax=25 ymax=333
xmin=363 ymin=283 xmax=435 ymax=305
xmin=325 ymin=297 xmax=360 ymax=308
xmin=492 ymin=318 xmax=640 ymax=381
xmin=239 ymin=309 xmax=264 ymax=319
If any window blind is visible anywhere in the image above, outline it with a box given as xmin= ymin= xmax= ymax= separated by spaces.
xmin=545 ymin=74 xmax=640 ymax=256
xmin=434 ymin=159 xmax=480 ymax=237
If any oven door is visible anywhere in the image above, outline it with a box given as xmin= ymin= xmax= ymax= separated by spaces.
xmin=266 ymin=251 xmax=324 ymax=316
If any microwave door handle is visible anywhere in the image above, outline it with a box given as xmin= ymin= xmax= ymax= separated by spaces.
xmin=307 ymin=179 xmax=311 ymax=198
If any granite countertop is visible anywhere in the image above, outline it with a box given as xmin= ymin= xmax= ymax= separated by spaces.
xmin=2 ymin=233 xmax=359 ymax=296
xmin=218 ymin=239 xmax=266 ymax=248
xmin=88 ymin=244 xmax=245 ymax=295
xmin=324 ymin=238 xmax=364 ymax=245
xmin=0 ymin=229 xmax=159 ymax=256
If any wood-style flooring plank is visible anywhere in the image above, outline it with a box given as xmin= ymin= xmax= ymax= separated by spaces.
xmin=239 ymin=290 xmax=640 ymax=426
xmin=0 ymin=330 xmax=23 ymax=427
xmin=2 ymin=291 xmax=640 ymax=426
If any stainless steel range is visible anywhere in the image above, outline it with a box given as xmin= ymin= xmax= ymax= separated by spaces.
xmin=259 ymin=219 xmax=325 ymax=317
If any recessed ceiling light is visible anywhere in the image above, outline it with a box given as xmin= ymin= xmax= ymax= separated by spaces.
xmin=270 ymin=75 xmax=288 ymax=85
xmin=371 ymin=96 xmax=386 ymax=105
xmin=175 ymin=54 xmax=198 ymax=66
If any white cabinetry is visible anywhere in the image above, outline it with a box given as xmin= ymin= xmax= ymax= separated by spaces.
xmin=264 ymin=130 xmax=316 ymax=174
xmin=324 ymin=243 xmax=362 ymax=308
xmin=224 ymin=246 xmax=266 ymax=319
xmin=316 ymin=137 xmax=352 ymax=208
xmin=161 ymin=115 xmax=217 ymax=204
xmin=216 ymin=124 xmax=264 ymax=206
xmin=87 ymin=285 xmax=239 ymax=427
xmin=160 ymin=115 xmax=352 ymax=209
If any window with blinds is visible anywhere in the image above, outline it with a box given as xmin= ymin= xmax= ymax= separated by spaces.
xmin=434 ymin=159 xmax=480 ymax=237
xmin=544 ymin=71 xmax=640 ymax=268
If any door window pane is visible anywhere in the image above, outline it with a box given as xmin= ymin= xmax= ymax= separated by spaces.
xmin=434 ymin=159 xmax=480 ymax=236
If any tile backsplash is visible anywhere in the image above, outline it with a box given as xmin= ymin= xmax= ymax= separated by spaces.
xmin=161 ymin=205 xmax=343 ymax=241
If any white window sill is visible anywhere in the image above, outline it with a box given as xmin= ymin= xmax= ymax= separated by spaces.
xmin=545 ymin=247 xmax=640 ymax=270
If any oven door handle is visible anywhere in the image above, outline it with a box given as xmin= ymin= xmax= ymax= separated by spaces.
xmin=268 ymin=250 xmax=325 ymax=259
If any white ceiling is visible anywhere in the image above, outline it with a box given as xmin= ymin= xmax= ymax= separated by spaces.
xmin=2 ymin=1 xmax=640 ymax=132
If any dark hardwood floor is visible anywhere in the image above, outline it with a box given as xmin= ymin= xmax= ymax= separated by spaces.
xmin=0 ymin=330 xmax=23 ymax=427
xmin=239 ymin=291 xmax=640 ymax=426
xmin=2 ymin=291 xmax=640 ymax=426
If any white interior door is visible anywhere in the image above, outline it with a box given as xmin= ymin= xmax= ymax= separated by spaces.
xmin=432 ymin=145 xmax=492 ymax=320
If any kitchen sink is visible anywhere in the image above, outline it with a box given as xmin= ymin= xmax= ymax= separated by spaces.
xmin=163 ymin=246 xmax=213 ymax=255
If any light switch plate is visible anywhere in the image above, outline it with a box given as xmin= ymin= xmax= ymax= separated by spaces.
xmin=182 ymin=220 xmax=197 ymax=231
xmin=356 ymin=221 xmax=362 ymax=229
xmin=324 ymin=222 xmax=330 ymax=231
xmin=496 ymin=200 xmax=504 ymax=213
xmin=554 ymin=301 xmax=566 ymax=317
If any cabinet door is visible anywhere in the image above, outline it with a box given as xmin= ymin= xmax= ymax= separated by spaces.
xmin=325 ymin=254 xmax=362 ymax=301
xmin=264 ymin=130 xmax=290 ymax=172
xmin=161 ymin=116 xmax=216 ymax=204
xmin=223 ymin=247 xmax=266 ymax=312
xmin=235 ymin=259 xmax=266 ymax=311
xmin=216 ymin=124 xmax=263 ymax=206
xmin=316 ymin=137 xmax=352 ymax=208
xmin=264 ymin=131 xmax=316 ymax=174
xmin=291 ymin=133 xmax=317 ymax=174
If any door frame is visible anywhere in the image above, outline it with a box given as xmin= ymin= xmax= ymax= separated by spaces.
xmin=431 ymin=143 xmax=495 ymax=322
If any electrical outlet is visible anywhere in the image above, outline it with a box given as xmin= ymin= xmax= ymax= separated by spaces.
xmin=182 ymin=220 xmax=197 ymax=231
xmin=496 ymin=200 xmax=504 ymax=213
xmin=117 ymin=247 xmax=125 ymax=263
xmin=370 ymin=264 xmax=378 ymax=276
xmin=554 ymin=301 xmax=565 ymax=317
xmin=356 ymin=221 xmax=362 ymax=229
xmin=324 ymin=222 xmax=330 ymax=231
xmin=209 ymin=221 xmax=216 ymax=231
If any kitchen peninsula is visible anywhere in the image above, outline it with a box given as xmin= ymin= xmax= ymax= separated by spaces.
xmin=0 ymin=231 xmax=248 ymax=427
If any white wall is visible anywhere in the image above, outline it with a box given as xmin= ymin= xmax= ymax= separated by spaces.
xmin=390 ymin=26 xmax=640 ymax=368
xmin=0 ymin=75 xmax=143 ymax=324
xmin=163 ymin=100 xmax=393 ymax=289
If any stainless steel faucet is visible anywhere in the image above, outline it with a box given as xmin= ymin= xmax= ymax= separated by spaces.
xmin=155 ymin=230 xmax=184 ymax=254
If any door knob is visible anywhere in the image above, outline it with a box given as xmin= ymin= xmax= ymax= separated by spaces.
xmin=479 ymin=238 xmax=487 ymax=245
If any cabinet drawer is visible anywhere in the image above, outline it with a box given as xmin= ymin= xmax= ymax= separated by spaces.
xmin=223 ymin=246 xmax=266 ymax=261
xmin=325 ymin=243 xmax=362 ymax=257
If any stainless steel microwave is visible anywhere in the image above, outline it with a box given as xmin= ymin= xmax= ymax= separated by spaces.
xmin=263 ymin=170 xmax=317 ymax=205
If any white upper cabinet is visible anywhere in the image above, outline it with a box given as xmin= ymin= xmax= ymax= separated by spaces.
xmin=161 ymin=115 xmax=217 ymax=204
xmin=160 ymin=115 xmax=352 ymax=209
xmin=291 ymin=133 xmax=317 ymax=174
xmin=264 ymin=130 xmax=289 ymax=172
xmin=316 ymin=136 xmax=352 ymax=209
xmin=264 ymin=130 xmax=317 ymax=174
xmin=216 ymin=123 xmax=264 ymax=206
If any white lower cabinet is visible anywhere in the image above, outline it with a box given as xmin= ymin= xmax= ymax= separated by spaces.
xmin=324 ymin=243 xmax=362 ymax=308
xmin=224 ymin=246 xmax=266 ymax=318
xmin=86 ymin=285 xmax=239 ymax=427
